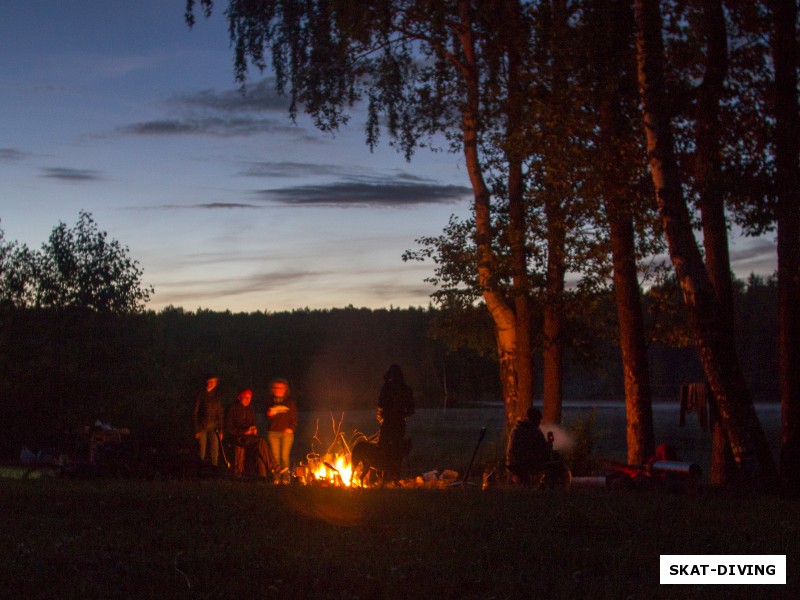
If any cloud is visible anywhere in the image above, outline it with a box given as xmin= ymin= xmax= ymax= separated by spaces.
xmin=256 ymin=176 xmax=471 ymax=207
xmin=730 ymin=238 xmax=777 ymax=276
xmin=40 ymin=167 xmax=102 ymax=182
xmin=175 ymin=78 xmax=290 ymax=113
xmin=367 ymin=281 xmax=435 ymax=303
xmin=239 ymin=163 xmax=450 ymax=184
xmin=730 ymin=238 xmax=776 ymax=263
xmin=149 ymin=266 xmax=436 ymax=311
xmin=0 ymin=148 xmax=28 ymax=161
xmin=118 ymin=78 xmax=300 ymax=139
xmin=240 ymin=161 xmax=352 ymax=178
xmin=132 ymin=202 xmax=262 ymax=211
xmin=119 ymin=116 xmax=299 ymax=137
xmin=151 ymin=269 xmax=321 ymax=303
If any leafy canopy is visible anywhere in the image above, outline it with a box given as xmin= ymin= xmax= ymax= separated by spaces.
xmin=0 ymin=211 xmax=153 ymax=313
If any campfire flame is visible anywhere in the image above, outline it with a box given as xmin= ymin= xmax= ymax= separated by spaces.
xmin=302 ymin=414 xmax=369 ymax=487
xmin=311 ymin=453 xmax=355 ymax=487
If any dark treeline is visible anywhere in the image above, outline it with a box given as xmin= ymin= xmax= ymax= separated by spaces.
xmin=0 ymin=305 xmax=494 ymax=457
xmin=0 ymin=276 xmax=777 ymax=457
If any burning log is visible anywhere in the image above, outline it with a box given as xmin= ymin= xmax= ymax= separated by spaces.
xmin=323 ymin=461 xmax=345 ymax=486
xmin=301 ymin=452 xmax=355 ymax=487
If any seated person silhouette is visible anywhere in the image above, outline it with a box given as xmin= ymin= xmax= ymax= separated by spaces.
xmin=506 ymin=407 xmax=550 ymax=486
xmin=224 ymin=389 xmax=275 ymax=478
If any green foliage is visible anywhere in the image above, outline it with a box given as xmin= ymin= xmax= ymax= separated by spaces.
xmin=0 ymin=212 xmax=152 ymax=313
xmin=403 ymin=214 xmax=483 ymax=311
xmin=659 ymin=0 xmax=777 ymax=236
xmin=188 ymin=0 xmax=464 ymax=158
xmin=1 ymin=215 xmax=154 ymax=454
xmin=0 ymin=226 xmax=36 ymax=308
xmin=37 ymin=211 xmax=153 ymax=313
xmin=643 ymin=274 xmax=694 ymax=349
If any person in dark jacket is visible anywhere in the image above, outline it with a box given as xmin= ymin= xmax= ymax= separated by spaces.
xmin=266 ymin=378 xmax=298 ymax=473
xmin=193 ymin=374 xmax=223 ymax=467
xmin=376 ymin=364 xmax=415 ymax=482
xmin=224 ymin=389 xmax=275 ymax=478
xmin=506 ymin=407 xmax=550 ymax=485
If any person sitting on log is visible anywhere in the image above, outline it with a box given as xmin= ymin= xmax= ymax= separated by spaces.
xmin=506 ymin=407 xmax=550 ymax=486
xmin=224 ymin=389 xmax=275 ymax=479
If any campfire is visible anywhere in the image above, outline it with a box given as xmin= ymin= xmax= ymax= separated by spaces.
xmin=304 ymin=452 xmax=355 ymax=487
xmin=294 ymin=414 xmax=361 ymax=487
xmin=292 ymin=413 xmax=464 ymax=488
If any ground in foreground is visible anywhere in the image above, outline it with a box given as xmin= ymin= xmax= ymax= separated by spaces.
xmin=1 ymin=480 xmax=795 ymax=599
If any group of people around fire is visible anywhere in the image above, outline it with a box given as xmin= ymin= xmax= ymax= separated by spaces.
xmin=193 ymin=375 xmax=297 ymax=480
xmin=192 ymin=364 xmax=415 ymax=484
xmin=193 ymin=362 xmax=553 ymax=486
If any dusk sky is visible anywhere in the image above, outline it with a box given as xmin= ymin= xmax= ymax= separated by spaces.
xmin=1 ymin=1 xmax=777 ymax=314
xmin=1 ymin=0 xmax=473 ymax=313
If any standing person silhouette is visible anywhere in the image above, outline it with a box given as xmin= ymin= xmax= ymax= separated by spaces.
xmin=193 ymin=374 xmax=223 ymax=467
xmin=376 ymin=364 xmax=415 ymax=483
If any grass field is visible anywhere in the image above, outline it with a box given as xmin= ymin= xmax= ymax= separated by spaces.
xmin=2 ymin=404 xmax=794 ymax=599
xmin=1 ymin=480 xmax=795 ymax=599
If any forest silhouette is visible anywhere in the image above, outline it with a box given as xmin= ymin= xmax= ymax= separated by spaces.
xmin=0 ymin=275 xmax=777 ymax=458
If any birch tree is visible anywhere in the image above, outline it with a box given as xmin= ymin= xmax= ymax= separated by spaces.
xmin=634 ymin=0 xmax=776 ymax=484
xmin=188 ymin=0 xmax=547 ymax=429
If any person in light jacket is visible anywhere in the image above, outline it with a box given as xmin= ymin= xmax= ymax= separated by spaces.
xmin=266 ymin=378 xmax=298 ymax=472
